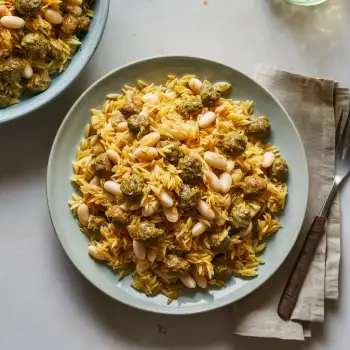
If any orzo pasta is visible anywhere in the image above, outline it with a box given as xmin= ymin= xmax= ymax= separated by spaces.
xmin=0 ymin=0 xmax=94 ymax=107
xmin=69 ymin=75 xmax=288 ymax=303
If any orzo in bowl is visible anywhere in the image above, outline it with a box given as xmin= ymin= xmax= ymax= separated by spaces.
xmin=47 ymin=56 xmax=308 ymax=314
xmin=0 ymin=0 xmax=110 ymax=123
xmin=69 ymin=75 xmax=289 ymax=303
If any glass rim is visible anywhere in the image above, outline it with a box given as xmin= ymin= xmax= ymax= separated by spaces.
xmin=285 ymin=0 xmax=328 ymax=5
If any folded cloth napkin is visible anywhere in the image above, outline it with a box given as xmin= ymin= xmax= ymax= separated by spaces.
xmin=231 ymin=65 xmax=348 ymax=340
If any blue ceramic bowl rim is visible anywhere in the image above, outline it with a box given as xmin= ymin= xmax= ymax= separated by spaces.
xmin=0 ymin=0 xmax=110 ymax=124
xmin=47 ymin=55 xmax=309 ymax=315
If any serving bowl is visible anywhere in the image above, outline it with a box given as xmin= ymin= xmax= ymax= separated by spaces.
xmin=47 ymin=56 xmax=308 ymax=315
xmin=0 ymin=0 xmax=110 ymax=124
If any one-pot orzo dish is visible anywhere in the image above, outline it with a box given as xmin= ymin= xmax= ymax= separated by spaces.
xmin=69 ymin=75 xmax=288 ymax=303
xmin=0 ymin=0 xmax=94 ymax=107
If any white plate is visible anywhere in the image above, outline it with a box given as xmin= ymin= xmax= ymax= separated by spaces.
xmin=47 ymin=56 xmax=308 ymax=315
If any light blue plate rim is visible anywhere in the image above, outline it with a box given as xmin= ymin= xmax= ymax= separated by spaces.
xmin=47 ymin=55 xmax=309 ymax=315
xmin=0 ymin=0 xmax=110 ymax=124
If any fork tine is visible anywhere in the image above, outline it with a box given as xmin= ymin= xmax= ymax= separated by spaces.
xmin=337 ymin=110 xmax=350 ymax=157
xmin=335 ymin=110 xmax=344 ymax=149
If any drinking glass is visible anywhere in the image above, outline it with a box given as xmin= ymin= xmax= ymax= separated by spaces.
xmin=286 ymin=0 xmax=328 ymax=5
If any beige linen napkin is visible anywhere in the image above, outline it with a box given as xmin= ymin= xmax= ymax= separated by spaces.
xmin=231 ymin=65 xmax=347 ymax=340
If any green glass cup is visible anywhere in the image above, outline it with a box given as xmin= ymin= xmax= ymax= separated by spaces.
xmin=286 ymin=0 xmax=328 ymax=5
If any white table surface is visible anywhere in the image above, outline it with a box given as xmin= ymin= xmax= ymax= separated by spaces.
xmin=1 ymin=0 xmax=350 ymax=349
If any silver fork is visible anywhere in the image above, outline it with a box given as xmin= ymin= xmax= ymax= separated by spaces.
xmin=278 ymin=109 xmax=350 ymax=321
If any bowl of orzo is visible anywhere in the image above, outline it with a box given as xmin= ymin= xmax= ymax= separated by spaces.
xmin=47 ymin=56 xmax=308 ymax=314
xmin=0 ymin=0 xmax=110 ymax=123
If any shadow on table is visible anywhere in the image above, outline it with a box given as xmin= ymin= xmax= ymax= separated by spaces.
xmin=268 ymin=0 xmax=347 ymax=32
xmin=264 ymin=0 xmax=347 ymax=77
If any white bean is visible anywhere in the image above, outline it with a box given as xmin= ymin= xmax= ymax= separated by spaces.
xmin=261 ymin=152 xmax=275 ymax=168
xmin=204 ymin=151 xmax=228 ymax=170
xmin=188 ymin=78 xmax=202 ymax=94
xmin=203 ymin=171 xmax=221 ymax=192
xmin=198 ymin=111 xmax=216 ymax=128
xmin=136 ymin=260 xmax=150 ymax=274
xmin=142 ymin=201 xmax=159 ymax=217
xmin=240 ymin=221 xmax=253 ymax=238
xmin=77 ymin=203 xmax=89 ymax=226
xmin=90 ymin=176 xmax=100 ymax=187
xmin=220 ymin=172 xmax=232 ymax=194
xmin=147 ymin=249 xmax=157 ymax=263
xmin=133 ymin=240 xmax=146 ymax=260
xmin=213 ymin=81 xmax=231 ymax=92
xmin=88 ymin=245 xmax=105 ymax=261
xmin=192 ymin=221 xmax=208 ymax=237
xmin=180 ymin=274 xmax=197 ymax=289
xmin=106 ymin=149 xmax=120 ymax=164
xmin=163 ymin=205 xmax=179 ymax=223
xmin=104 ymin=181 xmax=123 ymax=197
xmin=70 ymin=5 xmax=82 ymax=16
xmin=124 ymin=131 xmax=135 ymax=143
xmin=68 ymin=0 xmax=82 ymax=4
xmin=191 ymin=268 xmax=207 ymax=289
xmin=116 ymin=121 xmax=128 ymax=132
xmin=197 ymin=200 xmax=215 ymax=221
xmin=226 ymin=160 xmax=235 ymax=173
xmin=0 ymin=16 xmax=25 ymax=29
xmin=139 ymin=132 xmax=160 ymax=147
xmin=134 ymin=146 xmax=158 ymax=161
xmin=142 ymin=92 xmax=158 ymax=105
xmin=157 ymin=191 xmax=173 ymax=208
xmin=44 ymin=9 xmax=63 ymax=24
xmin=23 ymin=63 xmax=33 ymax=79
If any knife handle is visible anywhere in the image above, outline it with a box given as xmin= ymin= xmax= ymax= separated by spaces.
xmin=277 ymin=216 xmax=327 ymax=320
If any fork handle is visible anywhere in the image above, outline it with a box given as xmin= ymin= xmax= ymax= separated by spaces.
xmin=278 ymin=216 xmax=327 ymax=321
